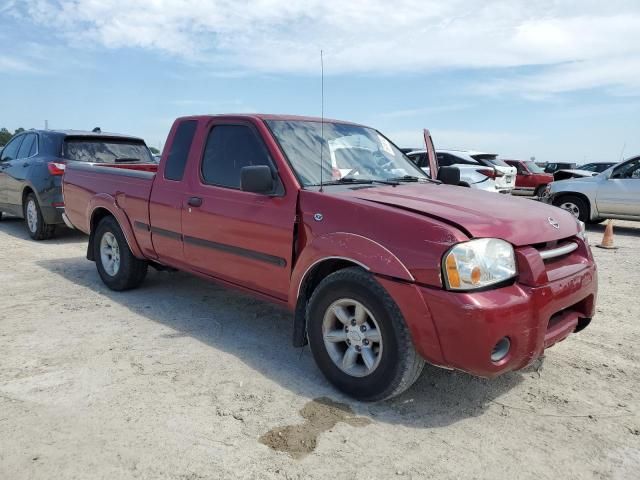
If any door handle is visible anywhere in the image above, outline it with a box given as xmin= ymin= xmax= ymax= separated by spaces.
xmin=188 ymin=197 xmax=203 ymax=207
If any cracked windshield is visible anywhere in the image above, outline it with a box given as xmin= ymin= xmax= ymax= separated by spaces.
xmin=267 ymin=120 xmax=427 ymax=186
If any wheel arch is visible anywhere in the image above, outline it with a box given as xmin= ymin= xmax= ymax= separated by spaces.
xmin=292 ymin=257 xmax=371 ymax=347
xmin=86 ymin=203 xmax=144 ymax=261
xmin=289 ymin=232 xmax=415 ymax=348
xmin=553 ymin=191 xmax=595 ymax=220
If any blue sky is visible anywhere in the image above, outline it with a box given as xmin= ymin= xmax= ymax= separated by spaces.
xmin=1 ymin=0 xmax=639 ymax=163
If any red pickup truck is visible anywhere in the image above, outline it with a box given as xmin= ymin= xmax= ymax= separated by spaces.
xmin=62 ymin=114 xmax=597 ymax=401
xmin=504 ymin=159 xmax=554 ymax=197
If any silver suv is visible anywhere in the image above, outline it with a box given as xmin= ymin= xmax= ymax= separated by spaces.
xmin=544 ymin=155 xmax=640 ymax=223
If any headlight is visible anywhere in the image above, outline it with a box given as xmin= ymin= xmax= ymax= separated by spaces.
xmin=443 ymin=238 xmax=517 ymax=291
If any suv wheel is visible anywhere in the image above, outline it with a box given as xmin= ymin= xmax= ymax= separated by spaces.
xmin=307 ymin=267 xmax=425 ymax=401
xmin=94 ymin=216 xmax=148 ymax=291
xmin=23 ymin=193 xmax=55 ymax=240
xmin=553 ymin=195 xmax=589 ymax=222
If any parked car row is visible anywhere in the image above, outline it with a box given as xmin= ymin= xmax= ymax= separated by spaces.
xmin=406 ymin=149 xmax=517 ymax=194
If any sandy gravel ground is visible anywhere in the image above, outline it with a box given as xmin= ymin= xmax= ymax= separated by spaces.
xmin=0 ymin=216 xmax=639 ymax=480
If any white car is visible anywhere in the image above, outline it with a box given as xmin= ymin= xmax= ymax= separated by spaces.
xmin=439 ymin=150 xmax=516 ymax=193
xmin=544 ymin=156 xmax=640 ymax=223
xmin=406 ymin=149 xmax=515 ymax=193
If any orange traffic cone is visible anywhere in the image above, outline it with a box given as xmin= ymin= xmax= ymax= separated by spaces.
xmin=596 ymin=219 xmax=617 ymax=249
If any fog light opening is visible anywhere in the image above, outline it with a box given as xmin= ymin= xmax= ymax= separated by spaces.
xmin=491 ymin=337 xmax=511 ymax=363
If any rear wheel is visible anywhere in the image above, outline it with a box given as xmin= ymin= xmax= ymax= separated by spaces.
xmin=553 ymin=194 xmax=589 ymax=222
xmin=23 ymin=193 xmax=55 ymax=240
xmin=93 ymin=216 xmax=148 ymax=291
xmin=307 ymin=267 xmax=425 ymax=402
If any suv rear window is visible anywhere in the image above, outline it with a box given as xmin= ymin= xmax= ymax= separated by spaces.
xmin=472 ymin=154 xmax=510 ymax=168
xmin=63 ymin=138 xmax=152 ymax=163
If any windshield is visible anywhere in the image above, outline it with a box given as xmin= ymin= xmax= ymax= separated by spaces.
xmin=266 ymin=120 xmax=427 ymax=186
xmin=524 ymin=161 xmax=544 ymax=173
xmin=581 ymin=163 xmax=612 ymax=172
xmin=64 ymin=138 xmax=153 ymax=163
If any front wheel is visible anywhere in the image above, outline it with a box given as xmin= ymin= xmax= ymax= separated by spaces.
xmin=534 ymin=185 xmax=547 ymax=198
xmin=307 ymin=267 xmax=425 ymax=401
xmin=553 ymin=194 xmax=589 ymax=222
xmin=93 ymin=216 xmax=148 ymax=291
xmin=24 ymin=193 xmax=55 ymax=240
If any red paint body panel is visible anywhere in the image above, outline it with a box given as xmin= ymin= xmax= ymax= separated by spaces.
xmin=62 ymin=114 xmax=598 ymax=379
xmin=505 ymin=160 xmax=554 ymax=193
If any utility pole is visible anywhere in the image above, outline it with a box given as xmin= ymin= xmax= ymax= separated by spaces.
xmin=44 ymin=120 xmax=49 ymax=130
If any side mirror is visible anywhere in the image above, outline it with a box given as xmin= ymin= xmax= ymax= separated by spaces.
xmin=437 ymin=166 xmax=461 ymax=185
xmin=240 ymin=165 xmax=275 ymax=194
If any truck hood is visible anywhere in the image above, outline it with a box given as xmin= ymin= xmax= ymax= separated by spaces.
xmin=338 ymin=184 xmax=579 ymax=246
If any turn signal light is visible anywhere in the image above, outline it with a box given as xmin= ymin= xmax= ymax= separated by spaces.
xmin=48 ymin=162 xmax=66 ymax=176
xmin=478 ymin=168 xmax=504 ymax=179
xmin=445 ymin=254 xmax=461 ymax=289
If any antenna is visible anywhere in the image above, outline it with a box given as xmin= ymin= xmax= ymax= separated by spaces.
xmin=319 ymin=49 xmax=325 ymax=192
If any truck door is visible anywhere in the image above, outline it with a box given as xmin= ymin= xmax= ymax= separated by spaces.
xmin=596 ymin=157 xmax=640 ymax=217
xmin=148 ymin=120 xmax=198 ymax=265
xmin=181 ymin=119 xmax=296 ymax=300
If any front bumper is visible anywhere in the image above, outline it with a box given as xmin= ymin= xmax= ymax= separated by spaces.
xmin=420 ymin=263 xmax=596 ymax=376
xmin=378 ymin=251 xmax=597 ymax=377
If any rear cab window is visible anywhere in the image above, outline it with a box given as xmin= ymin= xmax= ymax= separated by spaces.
xmin=165 ymin=120 xmax=197 ymax=181
xmin=63 ymin=137 xmax=153 ymax=164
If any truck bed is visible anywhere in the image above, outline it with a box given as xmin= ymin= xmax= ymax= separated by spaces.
xmin=63 ymin=162 xmax=157 ymax=236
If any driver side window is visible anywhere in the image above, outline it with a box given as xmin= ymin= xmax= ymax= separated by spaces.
xmin=0 ymin=136 xmax=24 ymax=162
xmin=612 ymin=158 xmax=640 ymax=179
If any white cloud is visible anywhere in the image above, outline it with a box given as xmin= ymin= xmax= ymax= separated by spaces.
xmin=9 ymin=0 xmax=640 ymax=95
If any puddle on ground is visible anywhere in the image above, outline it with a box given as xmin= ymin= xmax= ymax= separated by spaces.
xmin=259 ymin=397 xmax=371 ymax=459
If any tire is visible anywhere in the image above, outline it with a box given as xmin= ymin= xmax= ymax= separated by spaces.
xmin=23 ymin=193 xmax=55 ymax=240
xmin=93 ymin=216 xmax=148 ymax=291
xmin=307 ymin=267 xmax=425 ymax=402
xmin=534 ymin=185 xmax=547 ymax=198
xmin=553 ymin=194 xmax=589 ymax=223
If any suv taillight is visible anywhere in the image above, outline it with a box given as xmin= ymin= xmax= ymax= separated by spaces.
xmin=48 ymin=162 xmax=66 ymax=175
xmin=478 ymin=168 xmax=502 ymax=179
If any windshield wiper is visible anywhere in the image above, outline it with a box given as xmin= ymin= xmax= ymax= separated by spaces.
xmin=314 ymin=177 xmax=400 ymax=186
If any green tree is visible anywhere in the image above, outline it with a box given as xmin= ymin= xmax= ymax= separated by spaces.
xmin=149 ymin=146 xmax=160 ymax=154
xmin=0 ymin=128 xmax=11 ymax=146
xmin=14 ymin=127 xmax=25 ymax=134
